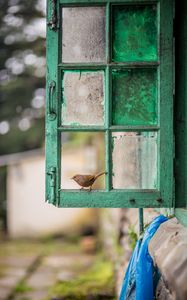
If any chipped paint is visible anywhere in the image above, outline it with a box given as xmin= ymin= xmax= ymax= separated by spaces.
xmin=46 ymin=0 xmax=173 ymax=208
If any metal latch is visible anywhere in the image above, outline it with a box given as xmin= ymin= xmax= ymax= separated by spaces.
xmin=48 ymin=80 xmax=56 ymax=120
xmin=47 ymin=167 xmax=56 ymax=203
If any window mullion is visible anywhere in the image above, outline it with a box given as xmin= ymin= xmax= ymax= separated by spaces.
xmin=105 ymin=3 xmax=111 ymax=191
xmin=105 ymin=66 xmax=112 ymax=191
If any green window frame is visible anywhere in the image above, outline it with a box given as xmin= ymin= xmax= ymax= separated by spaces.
xmin=46 ymin=0 xmax=174 ymax=208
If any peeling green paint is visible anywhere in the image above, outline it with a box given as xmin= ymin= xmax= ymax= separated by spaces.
xmin=112 ymin=68 xmax=157 ymax=126
xmin=46 ymin=0 xmax=174 ymax=208
xmin=112 ymin=5 xmax=157 ymax=62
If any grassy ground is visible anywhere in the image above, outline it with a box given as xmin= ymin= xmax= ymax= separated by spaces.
xmin=0 ymin=238 xmax=117 ymax=300
xmin=48 ymin=256 xmax=115 ymax=300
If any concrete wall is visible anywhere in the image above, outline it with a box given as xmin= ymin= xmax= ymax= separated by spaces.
xmin=6 ymin=151 xmax=97 ymax=238
xmin=149 ymin=218 xmax=187 ymax=300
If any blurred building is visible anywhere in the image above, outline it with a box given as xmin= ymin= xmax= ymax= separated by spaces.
xmin=0 ymin=148 xmax=98 ymax=238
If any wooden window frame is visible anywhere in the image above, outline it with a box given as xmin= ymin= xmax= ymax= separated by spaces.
xmin=46 ymin=0 xmax=174 ymax=208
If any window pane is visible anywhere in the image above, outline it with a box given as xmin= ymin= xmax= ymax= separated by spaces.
xmin=112 ymin=68 xmax=157 ymax=126
xmin=61 ymin=132 xmax=105 ymax=189
xmin=112 ymin=5 xmax=157 ymax=62
xmin=62 ymin=71 xmax=105 ymax=126
xmin=112 ymin=132 xmax=157 ymax=189
xmin=62 ymin=7 xmax=106 ymax=63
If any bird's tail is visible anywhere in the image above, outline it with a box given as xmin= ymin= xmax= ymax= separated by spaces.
xmin=95 ymin=171 xmax=106 ymax=180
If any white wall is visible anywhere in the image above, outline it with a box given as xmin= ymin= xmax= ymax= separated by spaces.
xmin=7 ymin=153 xmax=96 ymax=238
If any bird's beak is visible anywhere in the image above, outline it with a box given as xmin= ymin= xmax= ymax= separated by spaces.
xmin=70 ymin=177 xmax=73 ymax=179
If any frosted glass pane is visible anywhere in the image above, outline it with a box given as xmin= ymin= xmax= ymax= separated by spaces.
xmin=62 ymin=7 xmax=106 ymax=62
xmin=112 ymin=132 xmax=157 ymax=189
xmin=62 ymin=71 xmax=104 ymax=125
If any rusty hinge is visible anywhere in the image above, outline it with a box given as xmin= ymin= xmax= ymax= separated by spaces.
xmin=47 ymin=0 xmax=58 ymax=31
xmin=47 ymin=167 xmax=56 ymax=203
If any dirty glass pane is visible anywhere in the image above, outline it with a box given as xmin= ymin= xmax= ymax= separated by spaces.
xmin=112 ymin=5 xmax=157 ymax=62
xmin=62 ymin=71 xmax=104 ymax=126
xmin=61 ymin=132 xmax=105 ymax=189
xmin=62 ymin=7 xmax=106 ymax=63
xmin=112 ymin=68 xmax=157 ymax=126
xmin=112 ymin=132 xmax=157 ymax=189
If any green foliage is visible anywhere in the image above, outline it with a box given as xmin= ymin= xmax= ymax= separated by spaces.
xmin=0 ymin=0 xmax=45 ymax=155
xmin=14 ymin=281 xmax=32 ymax=293
xmin=128 ymin=225 xmax=138 ymax=250
xmin=64 ymin=132 xmax=104 ymax=148
xmin=49 ymin=257 xmax=116 ymax=300
xmin=70 ymin=132 xmax=96 ymax=147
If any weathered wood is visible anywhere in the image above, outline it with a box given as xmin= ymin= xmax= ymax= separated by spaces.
xmin=46 ymin=0 xmax=174 ymax=208
xmin=159 ymin=0 xmax=174 ymax=206
xmin=59 ymin=189 xmax=162 ymax=207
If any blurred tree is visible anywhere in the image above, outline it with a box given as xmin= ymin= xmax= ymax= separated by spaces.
xmin=0 ymin=0 xmax=46 ymax=155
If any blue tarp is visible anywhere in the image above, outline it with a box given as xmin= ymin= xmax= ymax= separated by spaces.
xmin=119 ymin=215 xmax=168 ymax=300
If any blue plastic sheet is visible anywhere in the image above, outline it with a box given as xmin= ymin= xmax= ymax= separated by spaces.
xmin=119 ymin=215 xmax=168 ymax=300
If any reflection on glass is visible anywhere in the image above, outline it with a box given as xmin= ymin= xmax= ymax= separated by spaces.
xmin=62 ymin=71 xmax=104 ymax=126
xmin=112 ymin=68 xmax=157 ymax=126
xmin=61 ymin=132 xmax=105 ymax=189
xmin=112 ymin=132 xmax=157 ymax=189
xmin=112 ymin=5 xmax=157 ymax=62
xmin=62 ymin=7 xmax=106 ymax=62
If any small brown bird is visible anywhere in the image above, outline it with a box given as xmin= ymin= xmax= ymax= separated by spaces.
xmin=71 ymin=171 xmax=106 ymax=191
